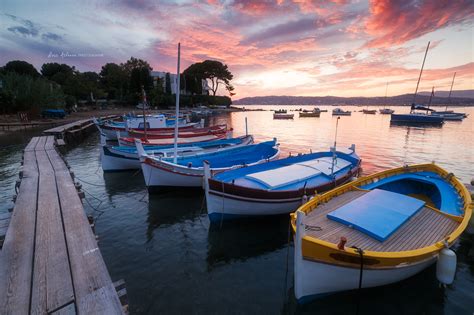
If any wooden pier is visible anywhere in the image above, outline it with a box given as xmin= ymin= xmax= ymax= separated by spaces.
xmin=43 ymin=115 xmax=118 ymax=143
xmin=0 ymin=136 xmax=124 ymax=314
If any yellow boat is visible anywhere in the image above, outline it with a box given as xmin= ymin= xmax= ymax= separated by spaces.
xmin=291 ymin=163 xmax=472 ymax=303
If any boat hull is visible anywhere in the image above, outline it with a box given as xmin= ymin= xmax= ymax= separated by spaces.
xmin=206 ymin=191 xmax=303 ymax=222
xmin=294 ymin=252 xmax=435 ymax=303
xmin=390 ymin=114 xmax=443 ymax=125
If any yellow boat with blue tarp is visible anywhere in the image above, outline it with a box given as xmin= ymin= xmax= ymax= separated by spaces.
xmin=290 ymin=163 xmax=472 ymax=303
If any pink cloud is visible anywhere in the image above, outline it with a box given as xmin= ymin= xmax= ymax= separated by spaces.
xmin=364 ymin=0 xmax=474 ymax=48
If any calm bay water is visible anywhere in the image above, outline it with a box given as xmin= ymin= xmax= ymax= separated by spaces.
xmin=1 ymin=105 xmax=473 ymax=314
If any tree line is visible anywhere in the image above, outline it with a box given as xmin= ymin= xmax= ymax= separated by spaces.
xmin=0 ymin=58 xmax=234 ymax=114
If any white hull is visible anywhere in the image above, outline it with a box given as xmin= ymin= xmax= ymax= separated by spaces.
xmin=99 ymin=126 xmax=128 ymax=140
xmin=101 ymin=147 xmax=140 ymax=171
xmin=206 ymin=191 xmax=302 ymax=221
xmin=294 ymin=212 xmax=436 ymax=302
xmin=141 ymin=160 xmax=203 ymax=188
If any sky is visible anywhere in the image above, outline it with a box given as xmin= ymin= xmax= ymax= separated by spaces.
xmin=0 ymin=0 xmax=473 ymax=99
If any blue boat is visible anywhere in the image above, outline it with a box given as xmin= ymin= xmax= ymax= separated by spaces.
xmin=391 ymin=109 xmax=444 ymax=125
xmin=203 ymin=145 xmax=361 ymax=222
xmin=136 ymin=139 xmax=280 ymax=190
xmin=101 ymin=134 xmax=254 ymax=171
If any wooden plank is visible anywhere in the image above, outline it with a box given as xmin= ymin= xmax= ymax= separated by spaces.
xmin=45 ymin=136 xmax=56 ymax=150
xmin=25 ymin=137 xmax=40 ymax=152
xmin=0 ymin=176 xmax=38 ymax=314
xmin=35 ymin=136 xmax=47 ymax=151
xmin=30 ymin=150 xmax=75 ymax=314
xmin=46 ymin=149 xmax=69 ymax=173
xmin=50 ymin=302 xmax=76 ymax=315
xmin=55 ymin=172 xmax=123 ymax=314
xmin=22 ymin=150 xmax=39 ymax=178
xmin=56 ymin=139 xmax=66 ymax=146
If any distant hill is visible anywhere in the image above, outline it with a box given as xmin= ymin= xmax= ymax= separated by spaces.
xmin=418 ymin=89 xmax=474 ymax=99
xmin=233 ymin=91 xmax=474 ymax=106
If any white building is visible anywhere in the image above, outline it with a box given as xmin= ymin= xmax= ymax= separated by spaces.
xmin=150 ymin=71 xmax=210 ymax=95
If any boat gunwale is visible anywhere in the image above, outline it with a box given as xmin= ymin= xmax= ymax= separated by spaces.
xmin=290 ymin=163 xmax=472 ymax=263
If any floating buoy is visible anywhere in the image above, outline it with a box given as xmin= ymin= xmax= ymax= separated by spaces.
xmin=301 ymin=194 xmax=308 ymax=204
xmin=436 ymin=248 xmax=457 ymax=285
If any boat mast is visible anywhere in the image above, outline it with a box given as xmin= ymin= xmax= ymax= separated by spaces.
xmin=173 ymin=43 xmax=181 ymax=164
xmin=330 ymin=117 xmax=340 ymax=177
xmin=412 ymin=41 xmax=430 ymax=106
xmin=384 ymin=82 xmax=389 ymax=109
xmin=446 ymin=72 xmax=456 ymax=111
xmin=141 ymin=85 xmax=147 ymax=141
xmin=427 ymin=86 xmax=434 ymax=112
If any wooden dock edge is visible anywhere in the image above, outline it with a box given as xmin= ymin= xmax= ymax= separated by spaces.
xmin=0 ymin=136 xmax=126 ymax=314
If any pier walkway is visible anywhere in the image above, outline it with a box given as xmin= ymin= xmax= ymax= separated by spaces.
xmin=0 ymin=136 xmax=123 ymax=314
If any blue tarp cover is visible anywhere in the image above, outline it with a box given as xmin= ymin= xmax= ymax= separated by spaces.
xmin=327 ymin=189 xmax=425 ymax=242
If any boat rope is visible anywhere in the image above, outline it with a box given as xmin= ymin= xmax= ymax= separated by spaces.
xmin=304 ymin=224 xmax=322 ymax=232
xmin=219 ymin=181 xmax=226 ymax=229
xmin=353 ymin=246 xmax=364 ymax=315
xmin=281 ymin=218 xmax=292 ymax=310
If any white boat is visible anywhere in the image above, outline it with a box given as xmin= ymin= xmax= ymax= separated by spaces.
xmin=100 ymin=134 xmax=254 ymax=171
xmin=291 ymin=163 xmax=471 ymax=302
xmin=135 ymin=139 xmax=280 ymax=191
xmin=332 ymin=108 xmax=351 ymax=116
xmin=203 ymin=145 xmax=361 ymax=222
xmin=379 ymin=108 xmax=395 ymax=114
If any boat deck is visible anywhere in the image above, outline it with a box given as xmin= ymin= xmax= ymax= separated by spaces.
xmin=302 ymin=190 xmax=460 ymax=252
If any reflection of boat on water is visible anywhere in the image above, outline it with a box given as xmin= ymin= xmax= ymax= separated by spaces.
xmin=147 ymin=191 xmax=203 ymax=242
xmin=206 ymin=215 xmax=289 ymax=270
xmin=103 ymin=171 xmax=146 ymax=196
xmin=291 ymin=163 xmax=471 ymax=302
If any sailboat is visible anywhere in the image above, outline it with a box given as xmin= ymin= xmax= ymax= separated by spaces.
xmin=431 ymin=72 xmax=467 ymax=121
xmin=362 ymin=105 xmax=376 ymax=114
xmin=391 ymin=42 xmax=443 ymax=126
xmin=379 ymin=83 xmax=395 ymax=114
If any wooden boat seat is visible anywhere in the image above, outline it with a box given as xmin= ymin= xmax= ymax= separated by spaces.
xmin=303 ymin=190 xmax=460 ymax=252
xmin=245 ymin=164 xmax=321 ymax=189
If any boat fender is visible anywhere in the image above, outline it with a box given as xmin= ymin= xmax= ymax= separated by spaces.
xmin=436 ymin=247 xmax=457 ymax=285
xmin=188 ymin=162 xmax=192 ymax=168
xmin=337 ymin=237 xmax=347 ymax=250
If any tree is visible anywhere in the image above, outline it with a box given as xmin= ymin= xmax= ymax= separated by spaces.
xmin=120 ymin=57 xmax=153 ymax=103
xmin=183 ymin=60 xmax=233 ymax=96
xmin=41 ymin=63 xmax=75 ymax=85
xmin=3 ymin=60 xmax=40 ymax=77
xmin=165 ymin=72 xmax=172 ymax=95
xmin=100 ymin=63 xmax=128 ymax=100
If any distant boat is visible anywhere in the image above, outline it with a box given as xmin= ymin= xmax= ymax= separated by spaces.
xmin=430 ymin=73 xmax=467 ymax=121
xmin=274 ymin=112 xmax=294 ymax=119
xmin=204 ymin=145 xmax=361 ymax=222
xmin=362 ymin=109 xmax=376 ymax=114
xmin=291 ymin=163 xmax=471 ymax=302
xmin=390 ymin=42 xmax=443 ymax=126
xmin=379 ymin=108 xmax=395 ymax=114
xmin=332 ymin=108 xmax=351 ymax=116
xmin=100 ymin=134 xmax=254 ymax=171
xmin=379 ymin=82 xmax=395 ymax=114
xmin=135 ymin=139 xmax=280 ymax=190
xmin=299 ymin=108 xmax=321 ymax=117
xmin=391 ymin=105 xmax=443 ymax=125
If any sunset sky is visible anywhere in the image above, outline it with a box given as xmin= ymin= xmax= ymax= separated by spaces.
xmin=1 ymin=0 xmax=473 ymax=98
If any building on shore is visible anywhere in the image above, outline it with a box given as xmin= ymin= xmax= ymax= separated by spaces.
xmin=150 ymin=71 xmax=210 ymax=95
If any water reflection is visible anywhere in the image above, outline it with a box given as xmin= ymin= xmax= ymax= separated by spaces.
xmin=207 ymin=216 xmax=289 ymax=270
xmin=146 ymin=191 xmax=204 ymax=242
